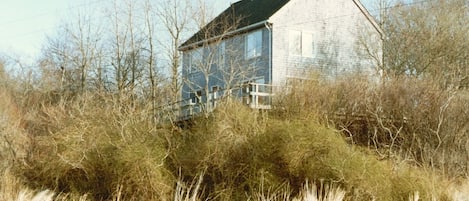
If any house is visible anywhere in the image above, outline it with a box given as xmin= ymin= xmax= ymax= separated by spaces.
xmin=177 ymin=0 xmax=383 ymax=115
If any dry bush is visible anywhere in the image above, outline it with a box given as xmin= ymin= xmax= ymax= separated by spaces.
xmin=16 ymin=93 xmax=173 ymax=200
xmin=171 ymin=99 xmax=448 ymax=200
xmin=3 ymin=73 xmax=464 ymax=200
xmin=169 ymin=100 xmax=277 ymax=200
xmin=0 ymin=169 xmax=25 ymax=201
xmin=268 ymin=119 xmax=448 ymax=201
xmin=447 ymin=179 xmax=469 ymax=201
xmin=274 ymin=73 xmax=469 ymax=177
xmin=0 ymin=87 xmax=30 ymax=170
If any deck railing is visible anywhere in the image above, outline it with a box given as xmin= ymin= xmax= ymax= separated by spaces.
xmin=158 ymin=83 xmax=276 ymax=123
xmin=243 ymin=83 xmax=275 ymax=109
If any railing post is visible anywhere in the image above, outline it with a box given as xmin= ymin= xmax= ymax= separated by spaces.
xmin=255 ymin=83 xmax=259 ymax=108
xmin=189 ymin=102 xmax=193 ymax=117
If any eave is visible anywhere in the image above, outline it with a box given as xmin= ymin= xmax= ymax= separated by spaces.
xmin=178 ymin=20 xmax=269 ymax=52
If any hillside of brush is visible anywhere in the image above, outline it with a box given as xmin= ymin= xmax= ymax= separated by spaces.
xmin=1 ymin=75 xmax=469 ymax=201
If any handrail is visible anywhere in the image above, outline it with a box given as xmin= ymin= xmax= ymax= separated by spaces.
xmin=157 ymin=83 xmax=279 ymax=123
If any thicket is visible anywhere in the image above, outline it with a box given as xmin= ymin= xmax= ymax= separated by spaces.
xmin=0 ymin=84 xmax=174 ymax=200
xmin=1 ymin=77 xmax=462 ymax=200
xmin=275 ymin=74 xmax=469 ymax=178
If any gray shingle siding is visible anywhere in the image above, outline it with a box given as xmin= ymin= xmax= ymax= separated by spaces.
xmin=181 ymin=27 xmax=271 ymax=101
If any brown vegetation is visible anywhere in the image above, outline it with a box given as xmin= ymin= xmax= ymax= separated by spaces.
xmin=1 ymin=0 xmax=468 ymax=200
xmin=275 ymin=73 xmax=469 ymax=178
xmin=1 ymin=73 xmax=469 ymax=200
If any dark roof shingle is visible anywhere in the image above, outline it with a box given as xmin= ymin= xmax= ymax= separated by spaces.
xmin=179 ymin=0 xmax=290 ymax=50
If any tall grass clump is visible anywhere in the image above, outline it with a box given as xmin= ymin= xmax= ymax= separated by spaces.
xmin=16 ymin=93 xmax=173 ymax=200
xmin=293 ymin=181 xmax=345 ymax=201
xmin=0 ymin=169 xmax=26 ymax=201
xmin=251 ymin=181 xmax=345 ymax=201
xmin=0 ymin=169 xmax=68 ymax=201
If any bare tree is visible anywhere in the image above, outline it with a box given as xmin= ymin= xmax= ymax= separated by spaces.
xmin=70 ymin=12 xmax=102 ymax=93
xmin=156 ymin=0 xmax=193 ymax=103
xmin=141 ymin=0 xmax=160 ymax=123
xmin=104 ymin=0 xmax=158 ymax=99
xmin=351 ymin=0 xmax=469 ymax=176
xmin=39 ymin=8 xmax=104 ymax=94
xmin=382 ymin=0 xmax=469 ymax=88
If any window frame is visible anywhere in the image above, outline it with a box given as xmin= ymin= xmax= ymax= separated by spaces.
xmin=211 ymin=85 xmax=220 ymax=100
xmin=245 ymin=30 xmax=263 ymax=60
xmin=289 ymin=30 xmax=302 ymax=56
xmin=288 ymin=30 xmax=315 ymax=58
xmin=190 ymin=90 xmax=203 ymax=104
xmin=189 ymin=47 xmax=203 ymax=74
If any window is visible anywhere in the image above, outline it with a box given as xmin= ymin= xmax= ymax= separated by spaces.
xmin=189 ymin=92 xmax=197 ymax=104
xmin=289 ymin=30 xmax=302 ymax=56
xmin=211 ymin=86 xmax=220 ymax=100
xmin=302 ymin=33 xmax=314 ymax=57
xmin=190 ymin=90 xmax=202 ymax=104
xmin=245 ymin=30 xmax=262 ymax=59
xmin=189 ymin=48 xmax=203 ymax=74
xmin=289 ymin=30 xmax=315 ymax=57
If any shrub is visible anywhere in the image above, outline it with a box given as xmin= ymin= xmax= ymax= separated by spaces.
xmin=268 ymin=119 xmax=449 ymax=200
xmin=0 ymin=87 xmax=29 ymax=171
xmin=1 ymin=74 xmax=462 ymax=200
xmin=274 ymin=73 xmax=469 ymax=178
xmin=17 ymin=94 xmax=173 ymax=200
xmin=169 ymin=100 xmax=279 ymax=200
xmin=171 ymin=99 xmax=448 ymax=200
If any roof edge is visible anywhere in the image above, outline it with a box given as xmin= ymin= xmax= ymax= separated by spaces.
xmin=352 ymin=0 xmax=385 ymax=39
xmin=178 ymin=20 xmax=268 ymax=51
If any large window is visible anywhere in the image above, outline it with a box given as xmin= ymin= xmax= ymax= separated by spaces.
xmin=189 ymin=48 xmax=203 ymax=74
xmin=289 ymin=30 xmax=314 ymax=57
xmin=245 ymin=30 xmax=262 ymax=59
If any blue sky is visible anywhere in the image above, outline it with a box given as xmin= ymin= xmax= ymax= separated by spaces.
xmin=0 ymin=0 xmax=377 ymax=61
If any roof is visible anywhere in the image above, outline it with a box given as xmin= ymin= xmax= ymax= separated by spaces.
xmin=179 ymin=0 xmax=290 ymax=51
